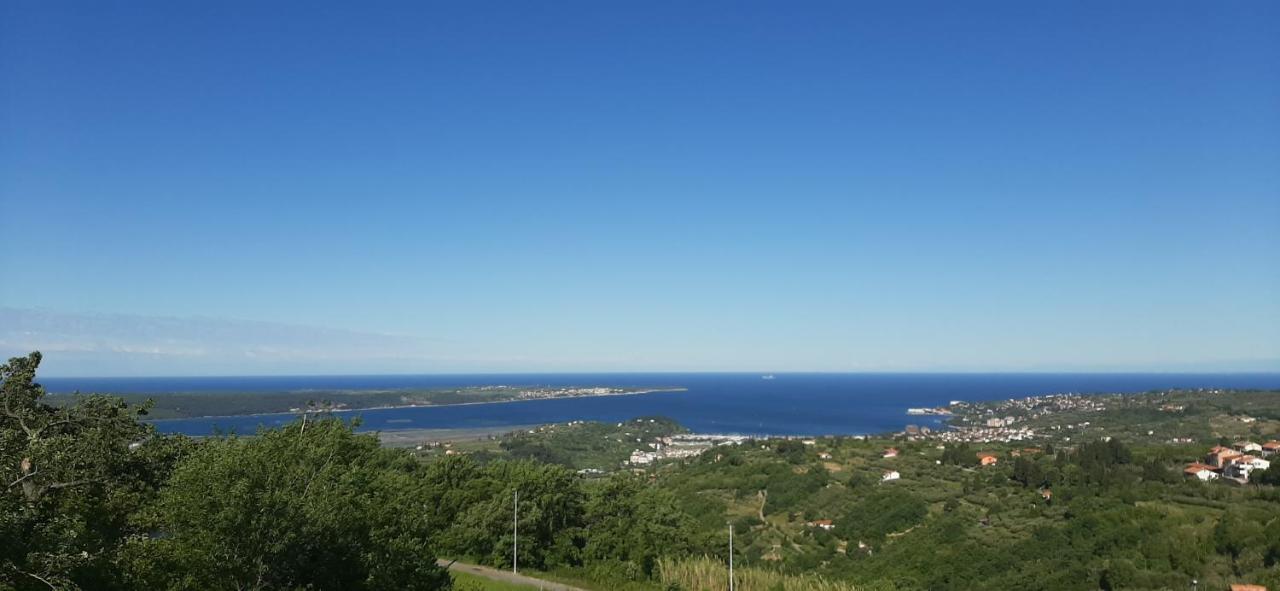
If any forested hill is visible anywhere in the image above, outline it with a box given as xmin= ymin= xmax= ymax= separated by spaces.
xmin=5 ymin=352 xmax=1280 ymax=591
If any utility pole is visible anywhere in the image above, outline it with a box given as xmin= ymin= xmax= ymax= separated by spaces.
xmin=513 ymin=489 xmax=519 ymax=574
xmin=727 ymin=524 xmax=737 ymax=591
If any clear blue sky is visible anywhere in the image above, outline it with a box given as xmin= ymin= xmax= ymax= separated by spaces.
xmin=2 ymin=1 xmax=1278 ymax=376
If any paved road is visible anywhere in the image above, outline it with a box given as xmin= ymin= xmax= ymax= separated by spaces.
xmin=437 ymin=559 xmax=590 ymax=591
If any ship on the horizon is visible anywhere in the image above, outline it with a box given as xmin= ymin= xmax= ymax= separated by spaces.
xmin=761 ymin=374 xmax=775 ymax=380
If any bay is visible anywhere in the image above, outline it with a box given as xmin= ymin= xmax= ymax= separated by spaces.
xmin=40 ymin=372 xmax=1280 ymax=437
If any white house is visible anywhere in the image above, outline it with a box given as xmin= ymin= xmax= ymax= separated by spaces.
xmin=1184 ymin=463 xmax=1219 ymax=481
xmin=1240 ymin=455 xmax=1271 ymax=471
xmin=1234 ymin=441 xmax=1263 ymax=453
xmin=1224 ymin=456 xmax=1269 ymax=480
xmin=881 ymin=470 xmax=901 ymax=482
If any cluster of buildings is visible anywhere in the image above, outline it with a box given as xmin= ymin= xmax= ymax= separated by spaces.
xmin=627 ymin=433 xmax=747 ymax=466
xmin=965 ymin=393 xmax=1109 ymax=422
xmin=929 ymin=424 xmax=1037 ymax=444
xmin=512 ymin=386 xmax=629 ymax=400
xmin=935 ymin=393 xmax=1119 ymax=441
xmin=1184 ymin=440 xmax=1277 ymax=483
xmin=905 ymin=393 xmax=1111 ymax=444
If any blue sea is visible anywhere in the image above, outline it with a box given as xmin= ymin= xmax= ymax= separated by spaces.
xmin=40 ymin=373 xmax=1280 ymax=437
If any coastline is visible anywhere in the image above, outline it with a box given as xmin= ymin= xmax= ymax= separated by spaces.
xmin=145 ymin=387 xmax=688 ymax=425
xmin=135 ymin=376 xmax=1280 ymax=438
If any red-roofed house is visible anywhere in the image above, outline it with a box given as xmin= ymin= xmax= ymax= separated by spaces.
xmin=1261 ymin=441 xmax=1280 ymax=457
xmin=1207 ymin=447 xmax=1242 ymax=468
xmin=1184 ymin=463 xmax=1219 ymax=481
xmin=977 ymin=452 xmax=998 ymax=466
xmin=1226 ymin=455 xmax=1271 ymax=480
xmin=882 ymin=448 xmax=899 ymax=458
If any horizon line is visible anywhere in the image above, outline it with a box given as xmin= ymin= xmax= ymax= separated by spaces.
xmin=36 ymin=368 xmax=1280 ymax=381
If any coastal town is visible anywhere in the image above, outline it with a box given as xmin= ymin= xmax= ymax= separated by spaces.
xmin=627 ymin=433 xmax=748 ymax=466
xmin=475 ymin=385 xmax=684 ymax=402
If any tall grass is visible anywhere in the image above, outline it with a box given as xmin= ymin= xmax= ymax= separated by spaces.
xmin=657 ymin=556 xmax=863 ymax=591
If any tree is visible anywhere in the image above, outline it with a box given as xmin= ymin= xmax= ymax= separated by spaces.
xmin=1213 ymin=508 xmax=1267 ymax=562
xmin=443 ymin=460 xmax=586 ymax=571
xmin=773 ymin=440 xmax=807 ymax=464
xmin=1251 ymin=467 xmax=1280 ymax=487
xmin=941 ymin=443 xmax=975 ymax=467
xmin=418 ymin=454 xmax=488 ymax=535
xmin=1011 ymin=457 xmax=1046 ymax=488
xmin=835 ymin=490 xmax=927 ymax=543
xmin=2 ymin=352 xmax=180 ymax=591
xmin=122 ymin=418 xmax=450 ymax=591
xmin=582 ymin=474 xmax=693 ymax=576
xmin=1141 ymin=460 xmax=1178 ymax=484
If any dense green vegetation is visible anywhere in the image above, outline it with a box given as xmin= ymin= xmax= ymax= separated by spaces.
xmin=1 ymin=353 xmax=688 ymax=590
xmin=6 ymin=352 xmax=1280 ymax=590
xmin=642 ymin=434 xmax=1280 ymax=590
xmin=495 ymin=417 xmax=685 ymax=470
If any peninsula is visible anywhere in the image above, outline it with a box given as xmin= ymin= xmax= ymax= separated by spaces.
xmin=48 ymin=385 xmax=686 ymax=420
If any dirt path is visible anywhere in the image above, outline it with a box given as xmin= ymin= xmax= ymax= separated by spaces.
xmin=437 ymin=559 xmax=590 ymax=591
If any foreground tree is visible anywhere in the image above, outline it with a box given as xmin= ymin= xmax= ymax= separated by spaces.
xmin=1 ymin=352 xmax=182 ymax=591
xmin=443 ymin=460 xmax=586 ymax=570
xmin=122 ymin=418 xmax=451 ymax=591
xmin=582 ymin=474 xmax=692 ymax=576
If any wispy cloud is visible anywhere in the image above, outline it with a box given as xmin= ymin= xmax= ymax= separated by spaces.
xmin=0 ymin=308 xmax=476 ymax=376
xmin=4 ymin=308 xmax=1276 ymax=376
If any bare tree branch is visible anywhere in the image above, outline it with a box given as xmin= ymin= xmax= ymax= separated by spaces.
xmin=15 ymin=567 xmax=60 ymax=591
xmin=28 ymin=418 xmax=75 ymax=441
xmin=1 ymin=394 xmax=37 ymax=439
xmin=45 ymin=478 xmax=101 ymax=491
xmin=6 ymin=469 xmax=39 ymax=489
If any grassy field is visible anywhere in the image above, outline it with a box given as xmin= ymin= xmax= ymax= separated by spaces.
xmin=658 ymin=556 xmax=862 ymax=591
xmin=450 ymin=571 xmax=541 ymax=590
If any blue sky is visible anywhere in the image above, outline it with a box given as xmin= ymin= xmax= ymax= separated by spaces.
xmin=2 ymin=1 xmax=1278 ymax=376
